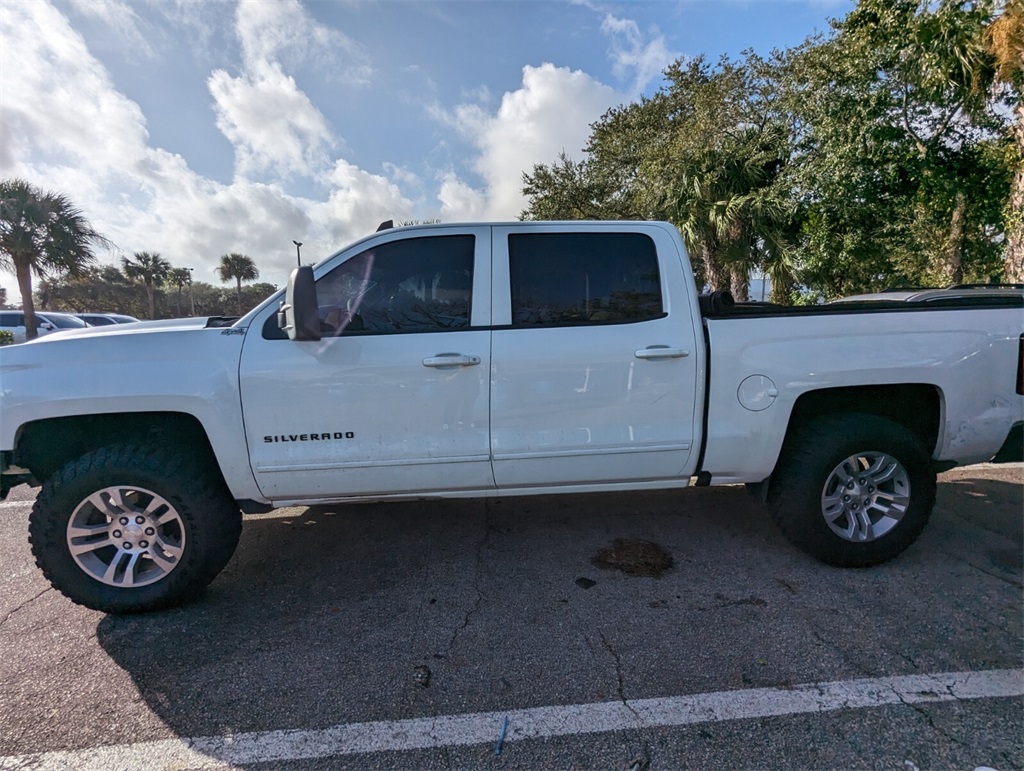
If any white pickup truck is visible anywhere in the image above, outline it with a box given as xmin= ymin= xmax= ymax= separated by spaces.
xmin=1 ymin=221 xmax=1021 ymax=613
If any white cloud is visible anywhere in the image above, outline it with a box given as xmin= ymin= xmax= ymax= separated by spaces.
xmin=0 ymin=1 xmax=413 ymax=301
xmin=312 ymin=160 xmax=415 ymax=242
xmin=0 ymin=0 xmax=636 ymax=307
xmin=234 ymin=0 xmax=371 ymax=84
xmin=437 ymin=172 xmax=487 ymax=221
xmin=68 ymin=0 xmax=154 ymax=57
xmin=383 ymin=163 xmax=422 ymax=189
xmin=436 ymin=63 xmax=621 ymax=219
xmin=205 ymin=0 xmax=374 ymax=180
xmin=0 ymin=0 xmax=150 ymax=176
xmin=600 ymin=13 xmax=677 ymax=95
xmin=209 ymin=63 xmax=333 ymax=178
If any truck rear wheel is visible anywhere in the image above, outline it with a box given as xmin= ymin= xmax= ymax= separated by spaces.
xmin=768 ymin=414 xmax=936 ymax=567
xmin=29 ymin=442 xmax=242 ymax=613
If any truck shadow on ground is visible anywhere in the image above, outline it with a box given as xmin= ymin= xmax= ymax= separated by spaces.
xmin=93 ymin=477 xmax=1022 ymax=764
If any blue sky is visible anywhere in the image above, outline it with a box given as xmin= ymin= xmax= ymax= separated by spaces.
xmin=0 ymin=0 xmax=853 ymax=302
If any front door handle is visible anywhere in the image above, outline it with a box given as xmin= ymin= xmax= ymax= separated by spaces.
xmin=634 ymin=346 xmax=690 ymax=360
xmin=422 ymin=353 xmax=481 ymax=368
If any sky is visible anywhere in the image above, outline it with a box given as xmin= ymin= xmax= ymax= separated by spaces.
xmin=0 ymin=0 xmax=853 ymax=304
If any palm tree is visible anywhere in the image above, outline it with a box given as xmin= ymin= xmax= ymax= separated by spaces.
xmin=217 ymin=253 xmax=259 ymax=315
xmin=0 ymin=179 xmax=109 ymax=340
xmin=988 ymin=0 xmax=1023 ymax=282
xmin=672 ymin=129 xmax=791 ymax=300
xmin=122 ymin=251 xmax=171 ymax=319
xmin=168 ymin=267 xmax=192 ymax=317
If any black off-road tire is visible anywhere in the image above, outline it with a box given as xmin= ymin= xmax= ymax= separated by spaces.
xmin=28 ymin=442 xmax=242 ymax=613
xmin=767 ymin=413 xmax=936 ymax=567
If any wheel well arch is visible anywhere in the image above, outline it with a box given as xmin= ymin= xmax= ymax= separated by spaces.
xmin=14 ymin=412 xmax=223 ymax=484
xmin=745 ymin=384 xmax=944 ymax=504
xmin=784 ymin=383 xmax=942 ymax=457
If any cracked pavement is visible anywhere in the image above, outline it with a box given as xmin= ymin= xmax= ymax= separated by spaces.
xmin=0 ymin=463 xmax=1020 ymax=769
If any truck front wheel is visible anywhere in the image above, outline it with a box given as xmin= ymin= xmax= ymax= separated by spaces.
xmin=768 ymin=414 xmax=936 ymax=567
xmin=29 ymin=442 xmax=242 ymax=613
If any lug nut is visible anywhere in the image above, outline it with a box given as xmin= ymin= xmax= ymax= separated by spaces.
xmin=119 ymin=517 xmax=129 ymax=525
xmin=123 ymin=542 xmax=132 ymax=550
xmin=851 ymin=503 xmax=859 ymax=510
xmin=858 ymin=478 xmax=866 ymax=485
xmin=847 ymin=481 xmax=855 ymax=489
xmin=139 ymin=540 xmax=149 ymax=549
xmin=843 ymin=494 xmax=851 ymax=502
xmin=144 ymin=527 xmax=155 ymax=536
xmin=135 ymin=516 xmax=145 ymax=525
xmin=868 ymin=486 xmax=875 ymax=493
xmin=112 ymin=530 xmax=122 ymax=538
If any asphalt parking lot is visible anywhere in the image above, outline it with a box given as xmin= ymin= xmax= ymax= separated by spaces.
xmin=0 ymin=464 xmax=1021 ymax=770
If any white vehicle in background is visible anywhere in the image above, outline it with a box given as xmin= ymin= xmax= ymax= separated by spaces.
xmin=0 ymin=310 xmax=89 ymax=344
xmin=76 ymin=313 xmax=140 ymax=326
xmin=835 ymin=284 xmax=1024 ymax=304
xmin=0 ymin=221 xmax=1021 ymax=613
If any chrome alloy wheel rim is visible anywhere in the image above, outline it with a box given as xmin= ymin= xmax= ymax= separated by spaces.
xmin=820 ymin=452 xmax=911 ymax=542
xmin=66 ymin=486 xmax=186 ymax=587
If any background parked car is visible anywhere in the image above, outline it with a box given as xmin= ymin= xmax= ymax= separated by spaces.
xmin=0 ymin=311 xmax=89 ymax=344
xmin=76 ymin=312 xmax=140 ymax=326
xmin=834 ymin=284 xmax=1024 ymax=304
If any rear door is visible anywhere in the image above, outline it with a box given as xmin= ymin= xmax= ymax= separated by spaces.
xmin=239 ymin=227 xmax=494 ymax=501
xmin=489 ymin=224 xmax=702 ymax=488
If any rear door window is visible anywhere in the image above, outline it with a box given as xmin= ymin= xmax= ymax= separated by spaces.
xmin=508 ymin=232 xmax=663 ymax=327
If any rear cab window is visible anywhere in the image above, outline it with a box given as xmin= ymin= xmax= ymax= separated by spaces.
xmin=506 ymin=232 xmax=664 ymax=327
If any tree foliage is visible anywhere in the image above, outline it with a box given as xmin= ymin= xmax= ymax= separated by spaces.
xmin=521 ymin=0 xmax=1016 ymax=301
xmin=39 ymin=270 xmax=277 ymax=319
xmin=987 ymin=0 xmax=1024 ymax=281
xmin=0 ymin=178 xmax=109 ymax=338
xmin=30 ymin=249 xmax=274 ymax=320
xmin=789 ymin=0 xmax=1009 ymax=294
xmin=217 ymin=253 xmax=260 ymax=315
xmin=168 ymin=267 xmax=193 ymax=317
xmin=122 ymin=251 xmax=171 ymax=319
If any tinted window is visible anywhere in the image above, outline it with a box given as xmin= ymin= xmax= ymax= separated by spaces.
xmin=44 ymin=314 xmax=88 ymax=329
xmin=315 ymin=235 xmax=475 ymax=336
xmin=508 ymin=232 xmax=663 ymax=327
xmin=0 ymin=313 xmax=21 ymax=326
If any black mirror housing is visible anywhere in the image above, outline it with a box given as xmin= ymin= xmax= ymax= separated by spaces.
xmin=279 ymin=266 xmax=321 ymax=341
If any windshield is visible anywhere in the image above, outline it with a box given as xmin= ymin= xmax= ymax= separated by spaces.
xmin=45 ymin=314 xmax=89 ymax=329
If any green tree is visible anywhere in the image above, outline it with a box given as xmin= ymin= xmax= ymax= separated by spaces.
xmin=217 ymin=253 xmax=259 ymax=315
xmin=122 ymin=251 xmax=171 ymax=319
xmin=523 ymin=53 xmax=797 ymax=299
xmin=787 ymin=0 xmax=1009 ymax=294
xmin=0 ymin=179 xmax=108 ymax=339
xmin=987 ymin=0 xmax=1024 ymax=281
xmin=524 ymin=0 xmax=1013 ymax=300
xmin=39 ymin=265 xmax=145 ymax=316
xmin=168 ymin=267 xmax=193 ymax=317
xmin=521 ymin=153 xmax=615 ymax=221
xmin=656 ymin=55 xmax=797 ymax=298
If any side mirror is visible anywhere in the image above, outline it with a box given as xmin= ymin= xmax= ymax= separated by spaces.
xmin=39 ymin=322 xmax=55 ymax=331
xmin=278 ymin=266 xmax=322 ymax=341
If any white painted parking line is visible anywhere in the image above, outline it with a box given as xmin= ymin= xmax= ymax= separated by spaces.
xmin=0 ymin=500 xmax=31 ymax=510
xmin=2 ymin=668 xmax=1020 ymax=770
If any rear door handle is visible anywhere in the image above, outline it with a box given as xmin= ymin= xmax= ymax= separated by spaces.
xmin=422 ymin=353 xmax=481 ymax=368
xmin=634 ymin=346 xmax=690 ymax=360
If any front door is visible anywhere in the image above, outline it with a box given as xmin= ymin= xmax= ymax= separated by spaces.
xmin=239 ymin=228 xmax=494 ymax=501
